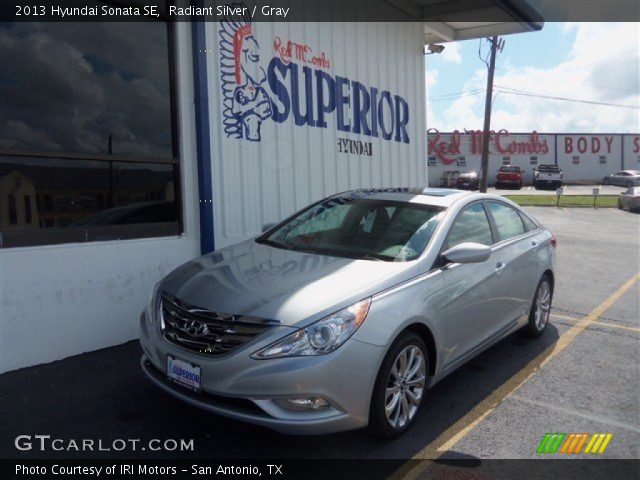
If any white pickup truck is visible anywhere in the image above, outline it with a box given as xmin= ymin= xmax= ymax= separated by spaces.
xmin=533 ymin=164 xmax=563 ymax=189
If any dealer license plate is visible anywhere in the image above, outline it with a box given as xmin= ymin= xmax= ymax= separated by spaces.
xmin=167 ymin=355 xmax=201 ymax=391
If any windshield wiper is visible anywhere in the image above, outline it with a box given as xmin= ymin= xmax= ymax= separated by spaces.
xmin=356 ymin=254 xmax=389 ymax=262
xmin=255 ymin=238 xmax=293 ymax=250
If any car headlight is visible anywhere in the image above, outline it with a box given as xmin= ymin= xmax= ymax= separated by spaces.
xmin=251 ymin=298 xmax=371 ymax=359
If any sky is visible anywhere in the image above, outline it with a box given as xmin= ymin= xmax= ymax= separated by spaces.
xmin=425 ymin=22 xmax=640 ymax=133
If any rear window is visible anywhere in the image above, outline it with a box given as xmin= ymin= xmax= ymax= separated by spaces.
xmin=499 ymin=166 xmax=521 ymax=173
xmin=536 ymin=165 xmax=560 ymax=172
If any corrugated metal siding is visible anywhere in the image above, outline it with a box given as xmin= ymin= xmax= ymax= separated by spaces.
xmin=427 ymin=132 xmax=555 ymax=185
xmin=623 ymin=134 xmax=640 ymax=170
xmin=428 ymin=132 xmax=640 ymax=186
xmin=556 ymin=134 xmax=623 ymax=183
xmin=205 ymin=21 xmax=426 ymax=249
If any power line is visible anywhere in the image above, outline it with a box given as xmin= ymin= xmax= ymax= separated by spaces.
xmin=494 ymin=85 xmax=640 ymax=109
xmin=428 ymin=88 xmax=485 ymax=101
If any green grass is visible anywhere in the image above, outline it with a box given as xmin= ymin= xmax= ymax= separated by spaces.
xmin=505 ymin=195 xmax=619 ymax=207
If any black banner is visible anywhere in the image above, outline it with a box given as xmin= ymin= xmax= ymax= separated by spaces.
xmin=1 ymin=0 xmax=640 ymax=22
xmin=2 ymin=459 xmax=640 ymax=480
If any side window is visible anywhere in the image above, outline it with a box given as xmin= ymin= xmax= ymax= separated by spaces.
xmin=447 ymin=203 xmax=493 ymax=249
xmin=488 ymin=202 xmax=526 ymax=241
xmin=519 ymin=212 xmax=538 ymax=232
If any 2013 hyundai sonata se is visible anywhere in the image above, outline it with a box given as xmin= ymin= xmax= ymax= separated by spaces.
xmin=139 ymin=188 xmax=556 ymax=437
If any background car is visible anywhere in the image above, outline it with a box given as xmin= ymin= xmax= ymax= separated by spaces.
xmin=618 ymin=187 xmax=640 ymax=212
xmin=140 ymin=188 xmax=555 ymax=438
xmin=603 ymin=170 xmax=640 ymax=187
xmin=494 ymin=165 xmax=523 ymax=189
xmin=456 ymin=171 xmax=481 ymax=190
xmin=533 ymin=164 xmax=563 ymax=189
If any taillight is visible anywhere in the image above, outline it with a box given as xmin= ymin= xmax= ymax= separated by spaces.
xmin=550 ymin=235 xmax=557 ymax=248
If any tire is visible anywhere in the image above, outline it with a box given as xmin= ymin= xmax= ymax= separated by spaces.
xmin=368 ymin=331 xmax=429 ymax=438
xmin=524 ymin=276 xmax=553 ymax=338
xmin=603 ymin=178 xmax=610 ymax=185
xmin=618 ymin=200 xmax=623 ymax=210
xmin=627 ymin=180 xmax=633 ymax=188
xmin=534 ymin=182 xmax=540 ymax=190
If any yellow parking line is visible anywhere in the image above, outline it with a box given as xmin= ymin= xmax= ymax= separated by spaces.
xmin=551 ymin=313 xmax=640 ymax=334
xmin=391 ymin=272 xmax=640 ymax=480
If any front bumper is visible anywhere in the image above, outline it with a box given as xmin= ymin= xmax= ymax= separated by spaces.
xmin=139 ymin=310 xmax=386 ymax=435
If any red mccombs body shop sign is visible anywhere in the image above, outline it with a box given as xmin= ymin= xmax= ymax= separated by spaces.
xmin=428 ymin=129 xmax=639 ymax=165
xmin=428 ymin=129 xmax=549 ymax=165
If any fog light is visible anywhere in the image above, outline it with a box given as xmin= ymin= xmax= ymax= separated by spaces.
xmin=273 ymin=397 xmax=330 ymax=411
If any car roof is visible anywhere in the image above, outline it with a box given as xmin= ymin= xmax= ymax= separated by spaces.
xmin=339 ymin=188 xmax=477 ymax=207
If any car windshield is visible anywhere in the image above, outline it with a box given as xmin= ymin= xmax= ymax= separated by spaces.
xmin=257 ymin=197 xmax=445 ymax=262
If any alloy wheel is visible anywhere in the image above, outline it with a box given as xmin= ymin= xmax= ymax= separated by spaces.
xmin=534 ymin=281 xmax=551 ymax=331
xmin=385 ymin=345 xmax=426 ymax=428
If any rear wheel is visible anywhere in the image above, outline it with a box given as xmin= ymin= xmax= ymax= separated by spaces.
xmin=627 ymin=180 xmax=633 ymax=188
xmin=368 ymin=332 xmax=428 ymax=438
xmin=524 ymin=276 xmax=553 ymax=337
xmin=618 ymin=200 xmax=624 ymax=210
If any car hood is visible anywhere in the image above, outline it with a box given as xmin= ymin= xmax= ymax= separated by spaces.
xmin=159 ymin=239 xmax=419 ymax=327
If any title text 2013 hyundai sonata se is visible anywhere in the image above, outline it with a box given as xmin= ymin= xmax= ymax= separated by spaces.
xmin=139 ymin=188 xmax=556 ymax=437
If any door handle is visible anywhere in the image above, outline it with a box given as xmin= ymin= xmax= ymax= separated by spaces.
xmin=531 ymin=240 xmax=538 ymax=247
xmin=495 ymin=262 xmax=506 ymax=273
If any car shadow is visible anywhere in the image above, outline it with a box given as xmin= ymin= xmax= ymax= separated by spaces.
xmin=0 ymin=323 xmax=560 ymax=461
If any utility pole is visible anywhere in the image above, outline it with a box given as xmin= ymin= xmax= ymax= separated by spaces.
xmin=479 ymin=36 xmax=498 ymax=193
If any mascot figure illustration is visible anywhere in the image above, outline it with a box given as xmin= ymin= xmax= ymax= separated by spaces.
xmin=219 ymin=13 xmax=272 ymax=142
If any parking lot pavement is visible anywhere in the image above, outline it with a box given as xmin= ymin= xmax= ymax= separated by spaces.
xmin=1 ymin=209 xmax=638 ymax=463
xmin=489 ymin=184 xmax=624 ymax=196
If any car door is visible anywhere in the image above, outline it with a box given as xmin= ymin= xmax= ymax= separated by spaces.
xmin=441 ymin=202 xmax=499 ymax=367
xmin=485 ymin=201 xmax=537 ymax=331
xmin=614 ymin=172 xmax=627 ymax=186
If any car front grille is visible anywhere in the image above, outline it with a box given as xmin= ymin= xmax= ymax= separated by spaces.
xmin=160 ymin=293 xmax=275 ymax=356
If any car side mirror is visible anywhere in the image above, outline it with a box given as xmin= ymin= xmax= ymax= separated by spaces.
xmin=261 ymin=223 xmax=276 ymax=233
xmin=442 ymin=242 xmax=491 ymax=264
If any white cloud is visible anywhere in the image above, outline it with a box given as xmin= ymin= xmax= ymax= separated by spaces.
xmin=440 ymin=42 xmax=462 ymax=63
xmin=431 ymin=23 xmax=640 ymax=133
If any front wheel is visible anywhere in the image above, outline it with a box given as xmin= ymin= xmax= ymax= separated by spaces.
xmin=618 ymin=200 xmax=624 ymax=210
xmin=524 ymin=276 xmax=553 ymax=337
xmin=368 ymin=332 xmax=428 ymax=438
xmin=627 ymin=180 xmax=634 ymax=188
xmin=603 ymin=178 xmax=610 ymax=185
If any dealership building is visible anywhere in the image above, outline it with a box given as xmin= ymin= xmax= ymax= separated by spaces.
xmin=428 ymin=130 xmax=640 ymax=186
xmin=0 ymin=1 xmax=546 ymax=372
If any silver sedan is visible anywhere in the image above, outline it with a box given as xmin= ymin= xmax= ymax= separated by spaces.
xmin=603 ymin=170 xmax=640 ymax=188
xmin=139 ymin=188 xmax=556 ymax=437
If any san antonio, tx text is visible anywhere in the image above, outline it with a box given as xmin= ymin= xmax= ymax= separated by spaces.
xmin=16 ymin=464 xmax=284 ymax=476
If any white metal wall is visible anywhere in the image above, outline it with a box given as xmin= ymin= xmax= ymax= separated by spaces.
xmin=623 ymin=134 xmax=640 ymax=170
xmin=205 ymin=21 xmax=426 ymax=249
xmin=428 ymin=132 xmax=639 ymax=186
xmin=427 ymin=132 xmax=555 ymax=185
xmin=557 ymin=134 xmax=623 ymax=183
